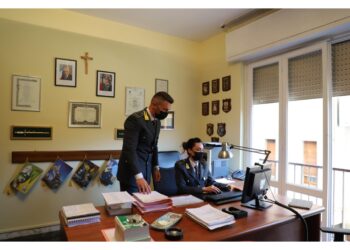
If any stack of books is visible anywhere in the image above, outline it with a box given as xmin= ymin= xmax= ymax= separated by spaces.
xmin=61 ymin=203 xmax=100 ymax=227
xmin=102 ymin=191 xmax=135 ymax=216
xmin=185 ymin=204 xmax=235 ymax=230
xmin=133 ymin=191 xmax=172 ymax=214
xmin=114 ymin=214 xmax=151 ymax=241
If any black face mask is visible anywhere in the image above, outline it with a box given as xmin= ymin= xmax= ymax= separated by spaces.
xmin=155 ymin=111 xmax=168 ymax=120
xmin=193 ymin=152 xmax=205 ymax=161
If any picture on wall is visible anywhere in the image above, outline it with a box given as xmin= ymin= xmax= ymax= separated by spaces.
xmin=10 ymin=163 xmax=43 ymax=194
xmin=42 ymin=159 xmax=73 ymax=190
xmin=99 ymin=158 xmax=119 ymax=186
xmin=55 ymin=58 xmax=77 ymax=87
xmin=160 ymin=111 xmax=175 ymax=130
xmin=72 ymin=159 xmax=100 ymax=188
xmin=155 ymin=78 xmax=168 ymax=93
xmin=12 ymin=75 xmax=41 ymax=112
xmin=125 ymin=87 xmax=145 ymax=116
xmin=68 ymin=102 xmax=101 ymax=128
xmin=96 ymin=70 xmax=115 ymax=97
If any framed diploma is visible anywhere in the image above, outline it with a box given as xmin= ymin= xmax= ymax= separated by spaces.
xmin=12 ymin=75 xmax=41 ymax=112
xmin=155 ymin=79 xmax=168 ymax=93
xmin=125 ymin=87 xmax=145 ymax=116
xmin=68 ymin=102 xmax=101 ymax=128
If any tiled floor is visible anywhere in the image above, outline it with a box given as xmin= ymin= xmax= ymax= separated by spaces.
xmin=2 ymin=230 xmax=66 ymax=241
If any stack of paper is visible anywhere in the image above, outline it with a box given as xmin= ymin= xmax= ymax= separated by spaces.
xmin=114 ymin=214 xmax=151 ymax=241
xmin=61 ymin=203 xmax=100 ymax=227
xmin=171 ymin=195 xmax=203 ymax=207
xmin=185 ymin=204 xmax=235 ymax=230
xmin=102 ymin=191 xmax=135 ymax=216
xmin=133 ymin=191 xmax=172 ymax=214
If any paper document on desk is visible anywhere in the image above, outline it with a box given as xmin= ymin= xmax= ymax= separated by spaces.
xmin=185 ymin=204 xmax=235 ymax=230
xmin=215 ymin=178 xmax=236 ymax=185
xmin=171 ymin=195 xmax=203 ymax=207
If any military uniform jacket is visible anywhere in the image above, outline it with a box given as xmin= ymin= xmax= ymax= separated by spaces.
xmin=175 ymin=158 xmax=227 ymax=195
xmin=117 ymin=108 xmax=160 ymax=184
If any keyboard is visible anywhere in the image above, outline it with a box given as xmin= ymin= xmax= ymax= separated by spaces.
xmin=201 ymin=190 xmax=242 ymax=205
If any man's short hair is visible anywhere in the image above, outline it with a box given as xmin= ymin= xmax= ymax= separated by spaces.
xmin=152 ymin=91 xmax=174 ymax=104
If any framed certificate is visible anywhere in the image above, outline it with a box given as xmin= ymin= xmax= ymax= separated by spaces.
xmin=68 ymin=102 xmax=101 ymax=128
xmin=12 ymin=75 xmax=41 ymax=112
xmin=155 ymin=79 xmax=168 ymax=93
xmin=125 ymin=87 xmax=145 ymax=116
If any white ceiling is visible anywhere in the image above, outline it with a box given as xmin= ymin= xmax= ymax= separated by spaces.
xmin=73 ymin=9 xmax=254 ymax=42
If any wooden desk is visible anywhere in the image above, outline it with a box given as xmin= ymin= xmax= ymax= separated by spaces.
xmin=60 ymin=195 xmax=324 ymax=241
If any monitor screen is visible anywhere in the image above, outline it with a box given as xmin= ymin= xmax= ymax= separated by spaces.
xmin=241 ymin=165 xmax=272 ymax=210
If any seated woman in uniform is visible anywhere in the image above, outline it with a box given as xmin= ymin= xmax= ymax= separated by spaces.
xmin=175 ymin=137 xmax=239 ymax=196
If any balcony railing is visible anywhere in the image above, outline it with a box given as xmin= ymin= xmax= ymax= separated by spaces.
xmin=263 ymin=159 xmax=350 ymax=233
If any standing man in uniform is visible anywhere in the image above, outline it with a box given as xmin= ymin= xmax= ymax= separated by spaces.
xmin=117 ymin=91 xmax=174 ymax=194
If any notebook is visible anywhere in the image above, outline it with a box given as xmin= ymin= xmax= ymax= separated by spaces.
xmin=288 ymin=199 xmax=313 ymax=209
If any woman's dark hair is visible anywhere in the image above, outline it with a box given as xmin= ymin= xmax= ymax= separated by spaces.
xmin=182 ymin=137 xmax=202 ymax=151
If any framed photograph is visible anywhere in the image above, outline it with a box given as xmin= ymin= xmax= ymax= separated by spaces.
xmin=125 ymin=87 xmax=145 ymax=116
xmin=55 ymin=58 xmax=77 ymax=87
xmin=212 ymin=79 xmax=220 ymax=93
xmin=160 ymin=111 xmax=174 ymax=130
xmin=68 ymin=102 xmax=101 ymax=128
xmin=202 ymin=81 xmax=209 ymax=96
xmin=96 ymin=70 xmax=115 ymax=97
xmin=12 ymin=75 xmax=41 ymax=112
xmin=202 ymin=102 xmax=209 ymax=116
xmin=222 ymin=75 xmax=231 ymax=92
xmin=11 ymin=126 xmax=52 ymax=140
xmin=212 ymin=100 xmax=220 ymax=115
xmin=155 ymin=79 xmax=168 ymax=93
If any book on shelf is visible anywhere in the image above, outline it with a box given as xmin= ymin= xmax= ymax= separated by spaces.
xmin=42 ymin=159 xmax=73 ymax=190
xmin=185 ymin=204 xmax=235 ymax=230
xmin=114 ymin=214 xmax=150 ymax=241
xmin=102 ymin=191 xmax=135 ymax=216
xmin=61 ymin=203 xmax=101 ymax=227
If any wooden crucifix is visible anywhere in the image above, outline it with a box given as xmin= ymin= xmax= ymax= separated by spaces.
xmin=80 ymin=52 xmax=93 ymax=74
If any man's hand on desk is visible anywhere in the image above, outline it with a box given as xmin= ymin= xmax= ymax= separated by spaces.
xmin=202 ymin=185 xmax=221 ymax=194
xmin=136 ymin=178 xmax=152 ymax=194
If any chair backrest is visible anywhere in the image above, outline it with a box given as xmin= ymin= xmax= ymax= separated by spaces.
xmin=158 ymin=151 xmax=180 ymax=169
xmin=153 ymin=167 xmax=178 ymax=196
xmin=153 ymin=151 xmax=180 ymax=196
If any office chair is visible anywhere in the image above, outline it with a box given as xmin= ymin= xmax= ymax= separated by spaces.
xmin=153 ymin=151 xmax=180 ymax=196
xmin=320 ymin=223 xmax=350 ymax=241
xmin=153 ymin=167 xmax=178 ymax=196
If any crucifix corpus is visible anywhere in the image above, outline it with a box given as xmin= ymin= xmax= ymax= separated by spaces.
xmin=80 ymin=52 xmax=93 ymax=75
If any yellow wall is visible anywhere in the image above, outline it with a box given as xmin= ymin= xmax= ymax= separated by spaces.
xmin=198 ymin=33 xmax=244 ymax=168
xmin=0 ymin=10 xmax=243 ymax=233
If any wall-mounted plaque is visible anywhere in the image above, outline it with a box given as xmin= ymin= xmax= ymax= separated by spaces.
xmin=11 ymin=126 xmax=52 ymax=140
xmin=202 ymin=102 xmax=209 ymax=116
xmin=202 ymin=81 xmax=209 ymax=96
xmin=212 ymin=79 xmax=219 ymax=94
xmin=212 ymin=100 xmax=220 ymax=115
xmin=222 ymin=75 xmax=231 ymax=92
xmin=68 ymin=102 xmax=101 ymax=128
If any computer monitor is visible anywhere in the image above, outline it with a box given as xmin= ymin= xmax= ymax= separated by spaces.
xmin=241 ymin=165 xmax=272 ymax=210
